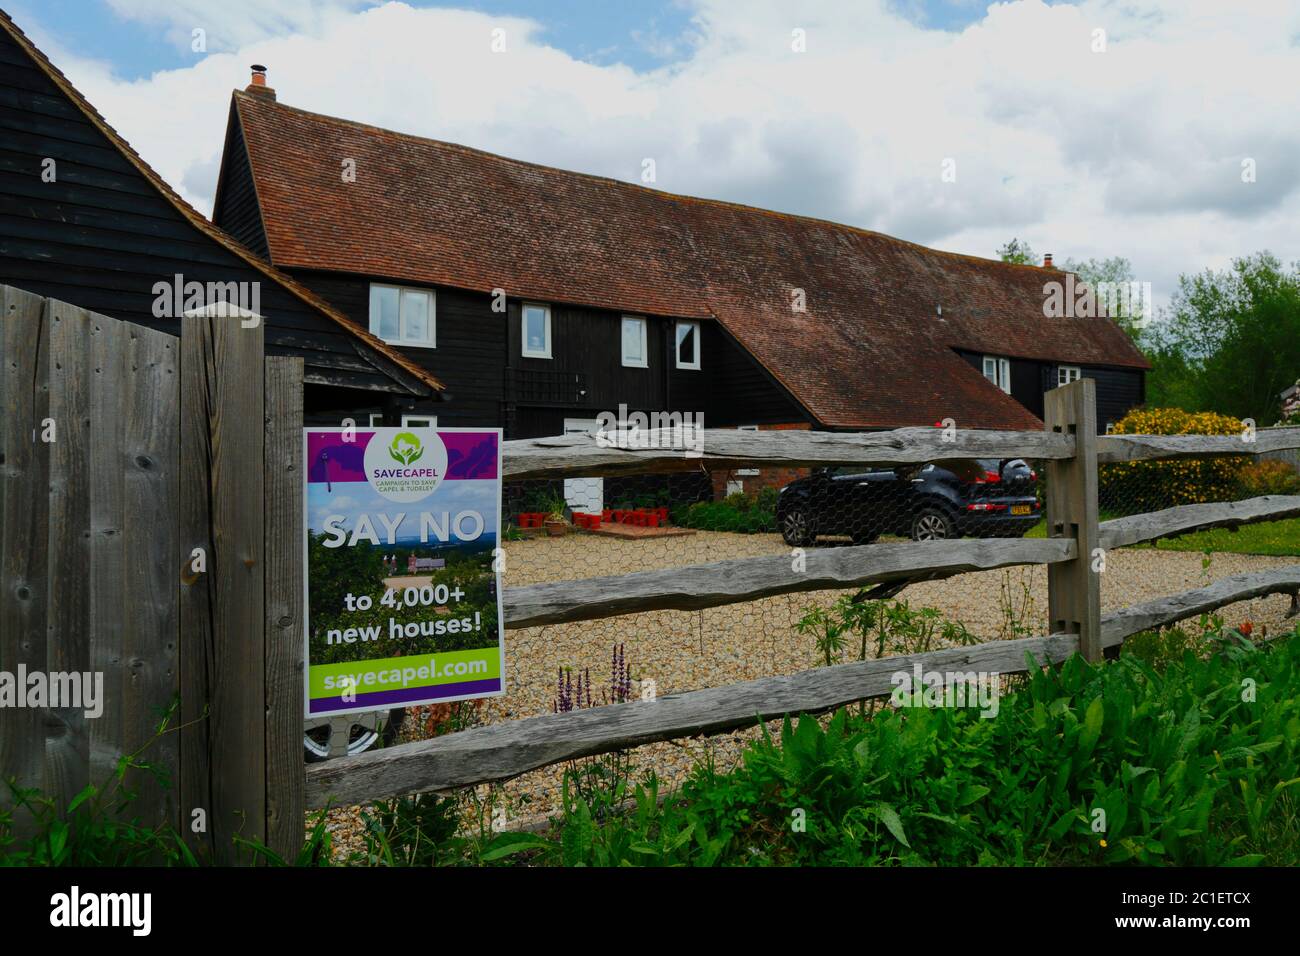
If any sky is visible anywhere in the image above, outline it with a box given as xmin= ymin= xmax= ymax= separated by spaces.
xmin=8 ymin=0 xmax=1300 ymax=310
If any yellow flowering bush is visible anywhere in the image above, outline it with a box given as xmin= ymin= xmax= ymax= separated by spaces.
xmin=1099 ymin=408 xmax=1248 ymax=514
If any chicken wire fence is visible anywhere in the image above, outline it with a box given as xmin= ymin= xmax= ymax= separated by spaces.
xmin=328 ymin=447 xmax=1300 ymax=825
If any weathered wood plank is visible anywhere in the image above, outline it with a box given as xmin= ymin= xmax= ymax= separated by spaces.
xmin=179 ymin=314 xmax=266 ymax=863
xmin=1097 ymin=427 xmax=1300 ymax=464
xmin=263 ymin=356 xmax=304 ymax=860
xmin=121 ymin=322 xmax=180 ymax=831
xmin=307 ymin=560 xmax=1300 ymax=807
xmin=0 ymin=286 xmax=50 ymax=821
xmin=305 ymin=632 xmax=1082 ymax=807
xmin=1045 ymin=379 xmax=1102 ymax=662
xmin=503 ymin=427 xmax=1075 ymax=480
xmin=1099 ymin=495 xmax=1300 ymax=550
xmin=87 ymin=311 xmax=126 ymax=789
xmin=502 ymin=537 xmax=1077 ymax=629
xmin=1101 ymin=565 xmax=1300 ymax=647
xmin=44 ymin=299 xmax=92 ymax=810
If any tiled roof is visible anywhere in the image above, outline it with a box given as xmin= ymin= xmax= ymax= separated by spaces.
xmin=0 ymin=10 xmax=443 ymax=396
xmin=233 ymin=90 xmax=1150 ymax=429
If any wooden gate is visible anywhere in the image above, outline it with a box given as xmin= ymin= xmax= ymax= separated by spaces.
xmin=0 ymin=285 xmax=304 ymax=862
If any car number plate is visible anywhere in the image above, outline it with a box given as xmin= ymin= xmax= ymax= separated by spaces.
xmin=1011 ymin=505 xmax=1031 ymax=515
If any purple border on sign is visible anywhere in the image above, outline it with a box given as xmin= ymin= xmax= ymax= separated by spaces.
xmin=308 ymin=677 xmax=503 ymax=714
xmin=304 ymin=429 xmax=497 ymax=485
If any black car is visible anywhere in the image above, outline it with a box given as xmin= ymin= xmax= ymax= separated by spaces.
xmin=776 ymin=458 xmax=1041 ymax=546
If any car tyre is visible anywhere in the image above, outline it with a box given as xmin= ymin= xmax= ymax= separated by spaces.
xmin=780 ymin=507 xmax=816 ymax=547
xmin=910 ymin=508 xmax=954 ymax=542
xmin=303 ymin=708 xmax=404 ymax=763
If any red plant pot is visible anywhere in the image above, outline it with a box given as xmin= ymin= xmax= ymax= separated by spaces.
xmin=646 ymin=514 xmax=661 ymax=528
xmin=612 ymin=509 xmax=625 ymax=522
xmin=589 ymin=515 xmax=602 ymax=528
xmin=656 ymin=507 xmax=669 ymax=522
xmin=602 ymin=509 xmax=613 ymax=522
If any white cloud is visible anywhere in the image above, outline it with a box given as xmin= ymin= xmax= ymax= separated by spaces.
xmin=41 ymin=0 xmax=1300 ymax=309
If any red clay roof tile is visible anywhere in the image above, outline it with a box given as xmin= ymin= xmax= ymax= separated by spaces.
xmin=233 ymin=91 xmax=1149 ymax=429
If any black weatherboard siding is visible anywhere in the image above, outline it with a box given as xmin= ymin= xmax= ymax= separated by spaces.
xmin=276 ymin=268 xmax=811 ymax=437
xmin=0 ymin=24 xmax=425 ymax=411
xmin=958 ymin=350 xmax=1143 ymax=433
xmin=211 ymin=103 xmax=270 ymax=260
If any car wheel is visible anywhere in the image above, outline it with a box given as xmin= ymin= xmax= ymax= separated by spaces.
xmin=304 ymin=708 xmax=404 ymax=762
xmin=780 ymin=507 xmax=816 ymax=547
xmin=911 ymin=508 xmax=954 ymax=541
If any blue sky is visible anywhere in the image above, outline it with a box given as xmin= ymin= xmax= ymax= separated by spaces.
xmin=10 ymin=0 xmax=1004 ymax=79
xmin=8 ymin=0 xmax=1297 ymax=310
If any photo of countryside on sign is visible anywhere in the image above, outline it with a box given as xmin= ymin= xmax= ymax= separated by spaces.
xmin=303 ymin=427 xmax=505 ymax=717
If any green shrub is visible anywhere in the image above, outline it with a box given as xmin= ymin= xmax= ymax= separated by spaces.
xmin=1238 ymin=458 xmax=1300 ymax=497
xmin=534 ymin=625 xmax=1300 ymax=866
xmin=675 ymin=494 xmax=777 ymax=533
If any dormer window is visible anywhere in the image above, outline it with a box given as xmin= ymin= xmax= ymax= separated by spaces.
xmin=369 ymin=284 xmax=435 ymax=348
xmin=982 ymin=355 xmax=1010 ymax=393
xmin=1057 ymin=365 xmax=1082 ymax=386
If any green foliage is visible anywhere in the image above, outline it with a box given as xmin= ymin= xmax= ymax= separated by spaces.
xmin=536 ymin=627 xmax=1300 ymax=866
xmin=1142 ymin=252 xmax=1300 ymax=423
xmin=997 ymin=237 xmax=1038 ymax=266
xmin=796 ymin=595 xmax=977 ymax=668
xmin=0 ymin=702 xmax=195 ymax=866
xmin=673 ymin=492 xmax=777 ymax=533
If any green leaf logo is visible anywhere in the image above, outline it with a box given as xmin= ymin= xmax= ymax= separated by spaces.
xmin=389 ymin=432 xmax=424 ymax=466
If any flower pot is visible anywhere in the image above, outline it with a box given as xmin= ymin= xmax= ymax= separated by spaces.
xmin=657 ymin=507 xmax=669 ymax=522
xmin=646 ymin=513 xmax=661 ymax=528
xmin=544 ymin=519 xmax=567 ymax=537
xmin=602 ymin=509 xmax=613 ymax=522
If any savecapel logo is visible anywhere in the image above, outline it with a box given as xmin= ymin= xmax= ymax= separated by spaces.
xmin=388 ymin=432 xmax=425 ymax=466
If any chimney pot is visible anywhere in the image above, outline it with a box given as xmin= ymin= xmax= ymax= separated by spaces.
xmin=247 ymin=65 xmax=276 ymax=100
xmin=1043 ymin=253 xmax=1054 ymax=268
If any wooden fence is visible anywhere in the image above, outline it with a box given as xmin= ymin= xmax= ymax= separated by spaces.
xmin=0 ymin=287 xmax=302 ymax=863
xmin=6 ymin=284 xmax=1300 ymax=860
xmin=306 ymin=383 xmax=1300 ymax=812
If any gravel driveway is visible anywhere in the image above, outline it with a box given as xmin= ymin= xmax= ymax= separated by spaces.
xmin=320 ymin=531 xmax=1299 ymax=855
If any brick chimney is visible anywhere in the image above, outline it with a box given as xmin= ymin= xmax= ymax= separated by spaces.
xmin=1042 ymin=253 xmax=1054 ymax=268
xmin=247 ymin=64 xmax=276 ymax=100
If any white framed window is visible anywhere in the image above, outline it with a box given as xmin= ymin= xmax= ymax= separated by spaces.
xmin=367 ymin=413 xmax=384 ymax=426
xmin=621 ymin=316 xmax=648 ymax=367
xmin=369 ymin=283 xmax=435 ymax=348
xmin=1057 ymin=365 xmax=1082 ymax=386
xmin=736 ymin=425 xmax=759 ymax=476
xmin=522 ymin=303 xmax=552 ymax=359
xmin=982 ymin=355 xmax=1011 ymax=394
xmin=401 ymin=415 xmax=437 ymax=429
xmin=675 ymin=320 xmax=701 ymax=370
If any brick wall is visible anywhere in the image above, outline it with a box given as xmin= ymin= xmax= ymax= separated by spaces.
xmin=710 ymin=422 xmax=812 ymax=498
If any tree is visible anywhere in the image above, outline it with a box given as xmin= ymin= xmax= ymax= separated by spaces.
xmin=997 ymin=238 xmax=1038 ymax=265
xmin=1062 ymin=255 xmax=1144 ymax=339
xmin=1142 ymin=252 xmax=1300 ymax=423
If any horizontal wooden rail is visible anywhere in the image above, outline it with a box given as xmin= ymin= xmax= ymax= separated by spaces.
xmin=305 ymin=633 xmax=1080 ymax=807
xmin=1098 ymin=495 xmax=1300 ymax=550
xmin=1097 ymin=427 xmax=1300 ymax=464
xmin=502 ymin=538 xmax=1076 ymax=629
xmin=503 ymin=427 xmax=1075 ymax=480
xmin=306 ymin=563 xmax=1300 ymax=808
xmin=1100 ymin=565 xmax=1300 ymax=647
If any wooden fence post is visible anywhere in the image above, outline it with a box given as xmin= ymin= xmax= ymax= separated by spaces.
xmin=178 ymin=313 xmax=266 ymax=863
xmin=264 ymin=356 xmax=304 ymax=860
xmin=1045 ymin=378 xmax=1102 ymax=662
